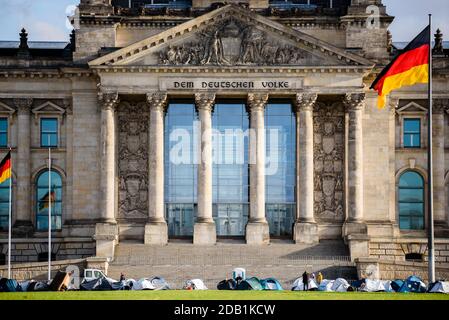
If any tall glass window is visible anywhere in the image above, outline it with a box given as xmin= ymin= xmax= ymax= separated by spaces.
xmin=398 ymin=171 xmax=424 ymax=230
xmin=0 ymin=178 xmax=9 ymax=230
xmin=403 ymin=118 xmax=421 ymax=148
xmin=36 ymin=170 xmax=62 ymax=231
xmin=265 ymin=102 xmax=296 ymax=236
xmin=212 ymin=102 xmax=249 ymax=236
xmin=164 ymin=102 xmax=197 ymax=236
xmin=0 ymin=118 xmax=8 ymax=148
xmin=41 ymin=118 xmax=58 ymax=148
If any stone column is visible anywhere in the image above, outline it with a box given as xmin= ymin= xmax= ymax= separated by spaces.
xmin=246 ymin=93 xmax=269 ymax=245
xmin=13 ymin=98 xmax=33 ymax=235
xmin=293 ymin=93 xmax=319 ymax=244
xmin=433 ymin=99 xmax=448 ymax=231
xmin=343 ymin=93 xmax=367 ymax=237
xmin=95 ymin=92 xmax=119 ymax=260
xmin=145 ymin=92 xmax=168 ymax=245
xmin=194 ymin=93 xmax=216 ymax=245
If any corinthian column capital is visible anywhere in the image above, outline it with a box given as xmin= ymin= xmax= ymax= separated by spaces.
xmin=295 ymin=93 xmax=317 ymax=112
xmin=146 ymin=92 xmax=167 ymax=112
xmin=98 ymin=92 xmax=119 ymax=110
xmin=388 ymin=97 xmax=399 ymax=116
xmin=343 ymin=93 xmax=366 ymax=111
xmin=247 ymin=93 xmax=269 ymax=112
xmin=433 ymin=99 xmax=449 ymax=114
xmin=195 ymin=92 xmax=215 ymax=112
xmin=13 ymin=98 xmax=33 ymax=114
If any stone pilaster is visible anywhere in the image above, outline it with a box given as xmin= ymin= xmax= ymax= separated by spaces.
xmin=194 ymin=93 xmax=216 ymax=245
xmin=293 ymin=93 xmax=319 ymax=244
xmin=13 ymin=98 xmax=33 ymax=236
xmin=246 ymin=93 xmax=269 ymax=245
xmin=145 ymin=92 xmax=168 ymax=245
xmin=95 ymin=92 xmax=119 ymax=260
xmin=343 ymin=93 xmax=368 ymax=238
xmin=433 ymin=99 xmax=449 ymax=234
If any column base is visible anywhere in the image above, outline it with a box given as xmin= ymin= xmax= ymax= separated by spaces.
xmin=13 ymin=220 xmax=34 ymax=237
xmin=144 ymin=222 xmax=168 ymax=245
xmin=342 ymin=221 xmax=367 ymax=237
xmin=94 ymin=223 xmax=118 ymax=261
xmin=193 ymin=222 xmax=216 ymax=245
xmin=245 ymin=221 xmax=269 ymax=245
xmin=293 ymin=221 xmax=319 ymax=244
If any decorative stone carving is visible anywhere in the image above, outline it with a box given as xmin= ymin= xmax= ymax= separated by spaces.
xmin=295 ymin=93 xmax=318 ymax=112
xmin=98 ymin=92 xmax=119 ymax=110
xmin=117 ymin=102 xmax=149 ymax=220
xmin=157 ymin=18 xmax=312 ymax=66
xmin=313 ymin=102 xmax=345 ymax=221
xmin=146 ymin=92 xmax=167 ymax=112
xmin=195 ymin=92 xmax=215 ymax=112
xmin=343 ymin=93 xmax=366 ymax=111
xmin=433 ymin=99 xmax=449 ymax=114
xmin=13 ymin=98 xmax=33 ymax=114
xmin=247 ymin=93 xmax=269 ymax=111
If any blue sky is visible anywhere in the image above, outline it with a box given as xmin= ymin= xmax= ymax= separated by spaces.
xmin=0 ymin=0 xmax=447 ymax=42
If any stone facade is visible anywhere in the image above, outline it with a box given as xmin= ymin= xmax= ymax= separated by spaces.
xmin=0 ymin=0 xmax=448 ymax=278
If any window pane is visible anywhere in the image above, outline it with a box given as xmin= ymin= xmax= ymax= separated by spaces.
xmin=41 ymin=119 xmax=58 ymax=132
xmin=0 ymin=133 xmax=7 ymax=147
xmin=398 ymin=188 xmax=423 ymax=203
xmin=403 ymin=119 xmax=421 ymax=148
xmin=0 ymin=118 xmax=7 ymax=132
xmin=398 ymin=171 xmax=423 ymax=188
xmin=404 ymin=119 xmax=420 ymax=132
xmin=36 ymin=170 xmax=62 ymax=231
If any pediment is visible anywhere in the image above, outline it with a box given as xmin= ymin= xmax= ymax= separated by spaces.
xmin=397 ymin=102 xmax=428 ymax=114
xmin=32 ymin=101 xmax=65 ymax=117
xmin=0 ymin=102 xmax=15 ymax=114
xmin=89 ymin=4 xmax=373 ymax=68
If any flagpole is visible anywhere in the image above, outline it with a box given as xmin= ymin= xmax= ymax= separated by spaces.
xmin=7 ymin=147 xmax=12 ymax=279
xmin=48 ymin=138 xmax=52 ymax=282
xmin=427 ymin=14 xmax=435 ymax=283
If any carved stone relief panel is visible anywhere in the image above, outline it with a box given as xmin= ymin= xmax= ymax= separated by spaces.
xmin=117 ymin=101 xmax=149 ymax=220
xmin=313 ymin=102 xmax=345 ymax=222
xmin=157 ymin=17 xmax=317 ymax=66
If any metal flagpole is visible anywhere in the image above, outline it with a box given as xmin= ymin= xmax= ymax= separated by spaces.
xmin=427 ymin=14 xmax=435 ymax=283
xmin=7 ymin=147 xmax=12 ymax=279
xmin=48 ymin=137 xmax=52 ymax=281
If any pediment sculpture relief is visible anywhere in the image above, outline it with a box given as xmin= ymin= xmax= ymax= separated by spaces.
xmin=157 ymin=18 xmax=311 ymax=66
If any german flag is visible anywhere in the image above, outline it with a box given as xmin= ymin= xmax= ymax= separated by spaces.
xmin=0 ymin=151 xmax=11 ymax=185
xmin=371 ymin=25 xmax=430 ymax=109
xmin=39 ymin=189 xmax=56 ymax=211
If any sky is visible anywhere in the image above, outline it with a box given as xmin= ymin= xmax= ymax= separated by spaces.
xmin=0 ymin=0 xmax=447 ymax=42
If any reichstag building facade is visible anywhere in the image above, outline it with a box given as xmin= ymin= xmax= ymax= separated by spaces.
xmin=0 ymin=0 xmax=448 ymax=271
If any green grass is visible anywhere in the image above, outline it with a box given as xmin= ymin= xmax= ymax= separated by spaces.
xmin=0 ymin=290 xmax=448 ymax=300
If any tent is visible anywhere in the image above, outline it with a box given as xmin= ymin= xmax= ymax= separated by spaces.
xmin=217 ymin=279 xmax=237 ymax=290
xmin=360 ymin=279 xmax=393 ymax=292
xmin=150 ymin=277 xmax=170 ymax=290
xmin=398 ymin=276 xmax=427 ymax=293
xmin=236 ymin=277 xmax=263 ymax=290
xmin=184 ymin=279 xmax=208 ymax=290
xmin=128 ymin=277 xmax=170 ymax=290
xmin=318 ymin=278 xmax=351 ymax=292
xmin=80 ymin=277 xmax=113 ymax=291
xmin=0 ymin=278 xmax=20 ymax=292
xmin=391 ymin=279 xmax=404 ymax=292
xmin=260 ymin=278 xmax=283 ymax=291
xmin=428 ymin=281 xmax=449 ymax=294
xmin=292 ymin=278 xmax=318 ymax=291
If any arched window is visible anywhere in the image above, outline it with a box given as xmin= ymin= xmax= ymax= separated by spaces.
xmin=0 ymin=179 xmax=10 ymax=231
xmin=36 ymin=170 xmax=62 ymax=231
xmin=398 ymin=171 xmax=424 ymax=230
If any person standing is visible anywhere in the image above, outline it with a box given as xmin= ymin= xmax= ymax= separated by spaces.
xmin=317 ymin=272 xmax=323 ymax=284
xmin=302 ymin=271 xmax=309 ymax=291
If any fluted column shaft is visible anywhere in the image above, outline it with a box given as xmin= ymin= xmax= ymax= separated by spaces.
xmin=14 ymin=98 xmax=33 ymax=228
xmin=344 ymin=93 xmax=366 ymax=222
xmin=147 ymin=92 xmax=167 ymax=224
xmin=295 ymin=93 xmax=317 ymax=223
xmin=195 ymin=93 xmax=215 ymax=223
xmin=248 ymin=93 xmax=268 ymax=223
xmin=99 ymin=92 xmax=119 ymax=224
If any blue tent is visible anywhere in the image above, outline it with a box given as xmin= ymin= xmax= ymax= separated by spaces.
xmin=260 ymin=278 xmax=283 ymax=290
xmin=391 ymin=279 xmax=404 ymax=292
xmin=398 ymin=276 xmax=427 ymax=293
xmin=236 ymin=277 xmax=263 ymax=290
xmin=0 ymin=278 xmax=20 ymax=292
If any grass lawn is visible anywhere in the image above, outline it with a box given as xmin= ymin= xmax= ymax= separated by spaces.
xmin=0 ymin=290 xmax=448 ymax=300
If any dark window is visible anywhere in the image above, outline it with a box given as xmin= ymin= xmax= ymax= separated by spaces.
xmin=0 ymin=253 xmax=5 ymax=265
xmin=398 ymin=171 xmax=424 ymax=230
xmin=36 ymin=170 xmax=63 ymax=231
xmin=403 ymin=118 xmax=421 ymax=148
xmin=405 ymin=253 xmax=423 ymax=262
xmin=0 ymin=177 xmax=10 ymax=231
xmin=0 ymin=118 xmax=7 ymax=148
xmin=37 ymin=252 xmax=56 ymax=262
xmin=40 ymin=118 xmax=58 ymax=148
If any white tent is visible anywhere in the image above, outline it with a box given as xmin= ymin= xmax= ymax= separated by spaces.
xmin=318 ymin=278 xmax=351 ymax=292
xmin=184 ymin=279 xmax=208 ymax=290
xmin=131 ymin=278 xmax=156 ymax=290
xmin=428 ymin=281 xmax=449 ymax=293
xmin=292 ymin=278 xmax=319 ymax=291
xmin=318 ymin=279 xmax=334 ymax=292
xmin=360 ymin=279 xmax=393 ymax=292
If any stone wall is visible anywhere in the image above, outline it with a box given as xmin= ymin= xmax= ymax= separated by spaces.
xmin=0 ymin=238 xmax=95 ymax=263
